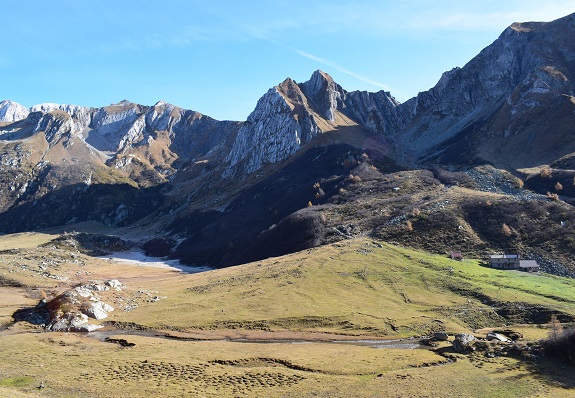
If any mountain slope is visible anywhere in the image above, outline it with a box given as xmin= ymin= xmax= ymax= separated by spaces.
xmin=394 ymin=13 xmax=575 ymax=169
xmin=0 ymin=13 xmax=574 ymax=275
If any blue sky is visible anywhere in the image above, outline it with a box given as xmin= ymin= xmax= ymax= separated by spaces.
xmin=1 ymin=1 xmax=573 ymax=120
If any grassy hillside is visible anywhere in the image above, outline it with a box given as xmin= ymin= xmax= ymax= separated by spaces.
xmin=1 ymin=233 xmax=575 ymax=397
xmin=121 ymin=239 xmax=575 ymax=335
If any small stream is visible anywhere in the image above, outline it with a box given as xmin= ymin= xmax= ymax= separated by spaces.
xmin=85 ymin=329 xmax=427 ymax=349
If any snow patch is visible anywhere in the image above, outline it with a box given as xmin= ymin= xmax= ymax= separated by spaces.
xmin=100 ymin=250 xmax=211 ymax=274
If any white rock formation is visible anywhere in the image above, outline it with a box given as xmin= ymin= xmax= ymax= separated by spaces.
xmin=0 ymin=100 xmax=29 ymax=122
xmin=106 ymin=279 xmax=124 ymax=290
xmin=225 ymin=85 xmax=322 ymax=175
xmin=85 ymin=301 xmax=114 ymax=320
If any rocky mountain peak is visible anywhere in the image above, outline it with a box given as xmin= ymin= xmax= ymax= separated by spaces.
xmin=0 ymin=100 xmax=30 ymax=122
xmin=299 ymin=70 xmax=346 ymax=122
xmin=277 ymin=78 xmax=308 ymax=106
xmin=30 ymin=103 xmax=88 ymax=119
xmin=113 ymin=100 xmax=134 ymax=107
xmin=390 ymin=11 xmax=575 ymax=168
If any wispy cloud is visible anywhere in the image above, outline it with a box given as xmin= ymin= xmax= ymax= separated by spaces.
xmin=402 ymin=6 xmax=575 ymax=32
xmin=294 ymin=50 xmax=399 ymax=94
xmin=270 ymin=1 xmax=575 ymax=37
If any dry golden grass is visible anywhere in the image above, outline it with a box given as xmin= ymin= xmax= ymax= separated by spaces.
xmin=0 ymin=232 xmax=56 ymax=250
xmin=0 ymin=331 xmax=566 ymax=398
xmin=0 ymin=288 xmax=37 ymax=325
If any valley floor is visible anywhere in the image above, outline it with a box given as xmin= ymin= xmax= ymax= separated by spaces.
xmin=0 ymin=232 xmax=574 ymax=397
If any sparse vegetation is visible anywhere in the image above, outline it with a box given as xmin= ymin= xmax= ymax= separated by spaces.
xmin=432 ymin=168 xmax=476 ymax=188
xmin=346 ymin=173 xmax=362 ymax=183
xmin=0 ymin=376 xmax=34 ymax=388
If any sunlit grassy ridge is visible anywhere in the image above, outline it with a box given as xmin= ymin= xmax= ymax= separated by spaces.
xmin=120 ymin=239 xmax=575 ymax=336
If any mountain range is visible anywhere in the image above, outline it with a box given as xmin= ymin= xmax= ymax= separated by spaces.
xmin=1 ymin=13 xmax=574 ymax=274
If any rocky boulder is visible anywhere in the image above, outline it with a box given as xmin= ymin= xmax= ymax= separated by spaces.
xmin=493 ymin=329 xmax=523 ymax=341
xmin=47 ymin=312 xmax=103 ymax=332
xmin=433 ymin=331 xmax=449 ymax=341
xmin=453 ymin=333 xmax=476 ymax=353
xmin=106 ymin=279 xmax=124 ymax=291
xmin=85 ymin=301 xmax=114 ymax=320
xmin=486 ymin=332 xmax=511 ymax=343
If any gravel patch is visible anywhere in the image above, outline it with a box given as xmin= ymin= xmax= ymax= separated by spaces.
xmin=465 ymin=168 xmax=547 ymax=201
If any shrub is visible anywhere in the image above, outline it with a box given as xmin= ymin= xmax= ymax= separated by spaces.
xmin=555 ymin=182 xmax=563 ymax=191
xmin=543 ymin=320 xmax=575 ymax=364
xmin=546 ymin=192 xmax=559 ymax=201
xmin=405 ymin=220 xmax=413 ymax=232
xmin=540 ymin=166 xmax=552 ymax=178
xmin=346 ymin=173 xmax=362 ymax=183
xmin=501 ymin=223 xmax=512 ymax=237
xmin=516 ymin=178 xmax=524 ymax=189
xmin=143 ymin=238 xmax=173 ymax=257
xmin=432 ymin=168 xmax=476 ymax=188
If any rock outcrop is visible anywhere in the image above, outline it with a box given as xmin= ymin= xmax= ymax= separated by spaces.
xmin=433 ymin=331 xmax=449 ymax=341
xmin=486 ymin=332 xmax=511 ymax=343
xmin=23 ymin=280 xmax=127 ymax=332
xmin=225 ymin=80 xmax=323 ymax=176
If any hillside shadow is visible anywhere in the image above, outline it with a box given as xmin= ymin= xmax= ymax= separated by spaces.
xmin=172 ymin=144 xmax=392 ymax=267
xmin=12 ymin=300 xmax=50 ymax=326
xmin=0 ymin=182 xmax=166 ymax=233
xmin=519 ymin=359 xmax=575 ymax=390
